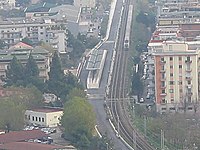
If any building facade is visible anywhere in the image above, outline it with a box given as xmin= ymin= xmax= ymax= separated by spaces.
xmin=0 ymin=19 xmax=68 ymax=53
xmin=152 ymin=42 xmax=199 ymax=113
xmin=25 ymin=108 xmax=63 ymax=127
xmin=0 ymin=42 xmax=50 ymax=81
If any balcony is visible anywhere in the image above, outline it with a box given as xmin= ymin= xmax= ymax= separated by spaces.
xmin=160 ymin=77 xmax=166 ymax=81
xmin=185 ymin=68 xmax=192 ymax=72
xmin=160 ymin=69 xmax=165 ymax=73
xmin=160 ymin=93 xmax=167 ymax=96
xmin=185 ymin=60 xmax=192 ymax=63
xmin=186 ymin=84 xmax=192 ymax=89
xmin=187 ymin=92 xmax=193 ymax=96
xmin=186 ymin=76 xmax=192 ymax=80
xmin=160 ymin=60 xmax=166 ymax=64
xmin=160 ymin=85 xmax=166 ymax=89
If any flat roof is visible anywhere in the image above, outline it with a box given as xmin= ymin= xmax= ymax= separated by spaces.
xmin=29 ymin=108 xmax=63 ymax=113
xmin=86 ymin=49 xmax=105 ymax=70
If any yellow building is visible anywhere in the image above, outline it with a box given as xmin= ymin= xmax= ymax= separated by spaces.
xmin=152 ymin=41 xmax=199 ymax=113
xmin=25 ymin=108 xmax=63 ymax=127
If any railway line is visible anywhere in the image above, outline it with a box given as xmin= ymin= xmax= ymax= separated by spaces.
xmin=107 ymin=0 xmax=155 ymax=149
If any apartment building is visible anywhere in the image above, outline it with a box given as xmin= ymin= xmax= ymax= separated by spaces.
xmin=0 ymin=42 xmax=50 ymax=81
xmin=0 ymin=18 xmax=68 ymax=53
xmin=0 ymin=0 xmax=15 ymax=9
xmin=152 ymin=41 xmax=199 ymax=113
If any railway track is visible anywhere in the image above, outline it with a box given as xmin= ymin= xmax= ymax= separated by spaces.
xmin=107 ymin=0 xmax=155 ymax=149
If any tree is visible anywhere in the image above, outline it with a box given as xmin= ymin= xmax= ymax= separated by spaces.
xmin=25 ymin=54 xmax=39 ymax=79
xmin=0 ymin=86 xmax=43 ymax=131
xmin=0 ymin=39 xmax=7 ymax=49
xmin=0 ymin=100 xmax=24 ymax=131
xmin=131 ymin=72 xmax=144 ymax=98
xmin=48 ymin=51 xmax=63 ymax=82
xmin=61 ymin=96 xmax=96 ymax=148
xmin=6 ymin=56 xmax=24 ymax=86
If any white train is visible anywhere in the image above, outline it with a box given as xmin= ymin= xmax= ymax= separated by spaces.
xmin=124 ymin=5 xmax=133 ymax=50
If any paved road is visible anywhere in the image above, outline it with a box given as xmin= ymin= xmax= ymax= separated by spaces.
xmin=80 ymin=0 xmax=130 ymax=149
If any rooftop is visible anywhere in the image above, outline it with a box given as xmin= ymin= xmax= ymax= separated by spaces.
xmin=29 ymin=108 xmax=63 ymax=113
xmin=0 ymin=129 xmax=47 ymax=144
xmin=0 ymin=142 xmax=68 ymax=150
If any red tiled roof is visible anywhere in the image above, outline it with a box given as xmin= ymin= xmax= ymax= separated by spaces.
xmin=0 ymin=142 xmax=66 ymax=150
xmin=0 ymin=130 xmax=47 ymax=144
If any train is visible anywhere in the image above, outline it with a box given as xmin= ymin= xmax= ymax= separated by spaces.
xmin=124 ymin=5 xmax=133 ymax=50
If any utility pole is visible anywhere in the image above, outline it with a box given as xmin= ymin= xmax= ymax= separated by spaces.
xmin=161 ymin=129 xmax=165 ymax=150
xmin=133 ymin=130 xmax=136 ymax=150
xmin=144 ymin=116 xmax=147 ymax=137
xmin=117 ymin=115 xmax=120 ymax=137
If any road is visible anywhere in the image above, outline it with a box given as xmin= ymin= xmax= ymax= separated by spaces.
xmin=80 ymin=0 xmax=130 ymax=149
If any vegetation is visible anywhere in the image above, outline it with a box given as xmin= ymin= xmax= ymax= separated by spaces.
xmin=0 ymin=86 xmax=43 ymax=131
xmin=0 ymin=40 xmax=7 ymax=49
xmin=100 ymin=15 xmax=109 ymax=37
xmin=0 ymin=9 xmax=25 ymax=18
xmin=131 ymin=72 xmax=143 ymax=98
xmin=61 ymin=96 xmax=96 ymax=149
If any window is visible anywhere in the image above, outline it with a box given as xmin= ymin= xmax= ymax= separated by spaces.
xmin=169 ymin=81 xmax=174 ymax=85
xmin=170 ymin=65 xmax=173 ymax=69
xmin=188 ymin=81 xmax=191 ymax=84
xmin=161 ymin=57 xmax=164 ymax=61
xmin=169 ymin=89 xmax=174 ymax=93
xmin=39 ymin=117 xmax=41 ymax=122
xmin=32 ymin=116 xmax=34 ymax=121
xmin=178 ymin=81 xmax=182 ymax=85
xmin=40 ymin=26 xmax=43 ymax=29
xmin=179 ymin=65 xmax=182 ymax=69
xmin=170 ymin=57 xmax=173 ymax=61
xmin=161 ymin=81 xmax=165 ymax=87
xmin=179 ymin=89 xmax=183 ymax=93
xmin=162 ymin=90 xmax=165 ymax=93
xmin=42 ymin=118 xmax=44 ymax=122
xmin=28 ymin=115 xmax=30 ymax=120
xmin=40 ymin=32 xmax=43 ymax=35
xmin=171 ymin=99 xmax=174 ymax=103
xmin=161 ymin=65 xmax=164 ymax=70
xmin=170 ymin=73 xmax=173 ymax=77
xmin=36 ymin=117 xmax=38 ymax=121
xmin=161 ymin=73 xmax=165 ymax=79
xmin=186 ymin=56 xmax=190 ymax=61
xmin=179 ymin=57 xmax=182 ymax=61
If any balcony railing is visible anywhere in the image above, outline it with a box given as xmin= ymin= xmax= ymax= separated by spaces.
xmin=186 ymin=76 xmax=192 ymax=80
xmin=160 ymin=69 xmax=165 ymax=73
xmin=160 ymin=93 xmax=167 ymax=96
xmin=185 ymin=68 xmax=192 ymax=72
xmin=185 ymin=60 xmax=192 ymax=63
xmin=160 ymin=60 xmax=166 ymax=64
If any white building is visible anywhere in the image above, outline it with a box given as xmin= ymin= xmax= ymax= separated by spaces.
xmin=0 ymin=19 xmax=68 ymax=53
xmin=25 ymin=108 xmax=63 ymax=127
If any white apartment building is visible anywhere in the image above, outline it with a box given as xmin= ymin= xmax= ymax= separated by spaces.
xmin=152 ymin=41 xmax=199 ymax=113
xmin=25 ymin=108 xmax=63 ymax=127
xmin=0 ymin=19 xmax=68 ymax=53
